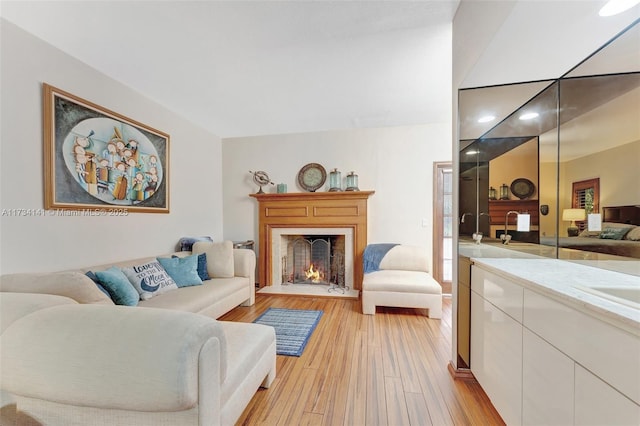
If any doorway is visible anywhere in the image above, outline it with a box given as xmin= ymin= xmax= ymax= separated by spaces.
xmin=433 ymin=162 xmax=452 ymax=294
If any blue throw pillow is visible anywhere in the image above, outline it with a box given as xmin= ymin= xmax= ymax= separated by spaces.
xmin=158 ymin=254 xmax=203 ymax=288
xmin=85 ymin=271 xmax=112 ymax=299
xmin=173 ymin=252 xmax=209 ymax=281
xmin=95 ymin=267 xmax=139 ymax=306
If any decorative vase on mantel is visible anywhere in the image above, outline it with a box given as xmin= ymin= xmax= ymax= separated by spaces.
xmin=499 ymin=183 xmax=509 ymax=200
xmin=345 ymin=171 xmax=359 ymax=191
xmin=329 ymin=168 xmax=342 ymax=192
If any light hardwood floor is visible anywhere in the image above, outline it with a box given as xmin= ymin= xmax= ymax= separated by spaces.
xmin=219 ymin=294 xmax=505 ymax=426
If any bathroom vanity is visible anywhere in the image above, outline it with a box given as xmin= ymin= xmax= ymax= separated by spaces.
xmin=469 ymin=257 xmax=639 ymax=425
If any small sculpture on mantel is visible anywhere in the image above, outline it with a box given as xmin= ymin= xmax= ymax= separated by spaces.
xmin=249 ymin=170 xmax=274 ymax=194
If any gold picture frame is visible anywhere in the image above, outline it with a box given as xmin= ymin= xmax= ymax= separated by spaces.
xmin=43 ymin=83 xmax=170 ymax=213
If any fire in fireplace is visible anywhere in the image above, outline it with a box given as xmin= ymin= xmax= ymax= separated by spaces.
xmin=282 ymin=235 xmax=345 ymax=286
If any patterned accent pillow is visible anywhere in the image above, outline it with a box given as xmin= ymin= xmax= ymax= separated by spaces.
xmin=599 ymin=227 xmax=633 ymax=240
xmin=94 ymin=267 xmax=139 ymax=306
xmin=158 ymin=255 xmax=203 ymax=288
xmin=121 ymin=261 xmax=178 ymax=300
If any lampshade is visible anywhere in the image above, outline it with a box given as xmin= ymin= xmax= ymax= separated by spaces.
xmin=562 ymin=208 xmax=586 ymax=222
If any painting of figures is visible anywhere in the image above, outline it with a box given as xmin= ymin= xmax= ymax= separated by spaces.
xmin=43 ymin=84 xmax=169 ymax=213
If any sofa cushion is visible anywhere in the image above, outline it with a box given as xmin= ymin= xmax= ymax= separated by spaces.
xmin=363 ymin=270 xmax=442 ymax=294
xmin=138 ymin=277 xmax=247 ymax=313
xmin=173 ymin=252 xmax=210 ymax=281
xmin=95 ymin=267 xmax=140 ymax=306
xmin=0 ymin=272 xmax=113 ymax=305
xmin=378 ymin=245 xmax=429 ymax=273
xmin=625 ymin=226 xmax=640 ymax=241
xmin=157 ymin=255 xmax=203 ymax=288
xmin=193 ymin=241 xmax=235 ymax=278
xmin=121 ymin=261 xmax=179 ymax=301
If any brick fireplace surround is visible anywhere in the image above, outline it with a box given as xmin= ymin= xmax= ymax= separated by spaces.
xmin=250 ymin=191 xmax=375 ymax=291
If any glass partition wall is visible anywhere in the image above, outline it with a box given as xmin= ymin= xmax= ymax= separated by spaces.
xmin=455 ymin=20 xmax=639 ymax=370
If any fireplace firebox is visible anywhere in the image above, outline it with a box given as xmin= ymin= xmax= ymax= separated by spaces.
xmin=282 ymin=235 xmax=345 ymax=287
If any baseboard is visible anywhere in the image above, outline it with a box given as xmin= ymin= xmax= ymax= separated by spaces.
xmin=447 ymin=361 xmax=477 ymax=382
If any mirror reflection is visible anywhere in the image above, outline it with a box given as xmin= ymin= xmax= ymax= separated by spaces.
xmin=459 ymin=21 xmax=639 ymax=264
xmin=456 ymin=21 xmax=639 ymax=371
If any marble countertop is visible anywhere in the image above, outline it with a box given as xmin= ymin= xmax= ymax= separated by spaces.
xmin=459 ymin=241 xmax=640 ymax=276
xmin=459 ymin=242 xmax=548 ymax=259
xmin=471 ymin=258 xmax=640 ymax=333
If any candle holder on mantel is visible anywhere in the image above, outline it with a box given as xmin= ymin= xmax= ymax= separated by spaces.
xmin=489 ymin=186 xmax=497 ymax=200
xmin=345 ymin=171 xmax=359 ymax=191
xmin=329 ymin=168 xmax=342 ymax=191
xmin=499 ymin=183 xmax=510 ymax=200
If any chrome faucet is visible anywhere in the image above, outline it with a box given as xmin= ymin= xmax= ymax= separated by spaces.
xmin=502 ymin=210 xmax=519 ymax=244
xmin=460 ymin=212 xmax=473 ymax=224
xmin=472 ymin=212 xmax=491 ymax=244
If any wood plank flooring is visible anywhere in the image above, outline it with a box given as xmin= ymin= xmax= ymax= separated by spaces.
xmin=219 ymin=295 xmax=504 ymax=426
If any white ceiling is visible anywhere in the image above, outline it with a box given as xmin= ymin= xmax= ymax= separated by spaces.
xmin=0 ymin=0 xmax=459 ymax=138
xmin=1 ymin=0 xmax=639 ymax=139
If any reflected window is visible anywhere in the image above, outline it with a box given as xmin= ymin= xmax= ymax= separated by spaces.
xmin=572 ymin=178 xmax=600 ymax=232
xmin=443 ymin=169 xmax=453 ymax=282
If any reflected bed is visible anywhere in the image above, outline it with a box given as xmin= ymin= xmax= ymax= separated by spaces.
xmin=541 ymin=206 xmax=640 ymax=259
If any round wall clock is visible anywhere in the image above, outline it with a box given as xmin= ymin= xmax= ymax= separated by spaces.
xmin=297 ymin=163 xmax=326 ymax=192
xmin=510 ymin=178 xmax=535 ymax=199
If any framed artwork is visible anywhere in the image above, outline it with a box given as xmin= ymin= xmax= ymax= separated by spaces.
xmin=43 ymin=83 xmax=170 ymax=213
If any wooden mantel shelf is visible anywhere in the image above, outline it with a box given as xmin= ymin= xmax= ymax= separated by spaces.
xmin=250 ymin=191 xmax=375 ymax=291
xmin=249 ymin=190 xmax=375 ymax=202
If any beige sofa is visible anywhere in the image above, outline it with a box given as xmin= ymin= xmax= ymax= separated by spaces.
xmin=1 ymin=242 xmax=256 ymax=319
xmin=0 ymin=242 xmax=277 ymax=426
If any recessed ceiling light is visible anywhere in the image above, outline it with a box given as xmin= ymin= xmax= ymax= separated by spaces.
xmin=466 ymin=150 xmax=478 ymax=155
xmin=599 ymin=0 xmax=639 ymax=16
xmin=477 ymin=115 xmax=495 ymax=123
xmin=519 ymin=112 xmax=539 ymax=120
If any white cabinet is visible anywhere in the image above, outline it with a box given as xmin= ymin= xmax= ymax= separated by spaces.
xmin=471 ymin=266 xmax=523 ymax=322
xmin=471 ymin=269 xmax=522 ymax=426
xmin=470 ymin=264 xmax=640 ymax=426
xmin=523 ymin=288 xmax=640 ymax=405
xmin=522 ymin=328 xmax=574 ymax=425
xmin=575 ymin=365 xmax=640 ymax=426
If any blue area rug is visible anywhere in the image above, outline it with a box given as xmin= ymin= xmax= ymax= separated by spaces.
xmin=253 ymin=308 xmax=323 ymax=356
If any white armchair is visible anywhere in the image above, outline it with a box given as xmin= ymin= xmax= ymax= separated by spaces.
xmin=361 ymin=244 xmax=443 ymax=318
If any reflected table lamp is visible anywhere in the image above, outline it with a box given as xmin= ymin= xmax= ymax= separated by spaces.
xmin=563 ymin=208 xmax=586 ymax=237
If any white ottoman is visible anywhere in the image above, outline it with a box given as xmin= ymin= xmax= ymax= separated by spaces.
xmin=361 ymin=245 xmax=442 ymax=318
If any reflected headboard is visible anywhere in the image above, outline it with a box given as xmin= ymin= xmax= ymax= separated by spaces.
xmin=602 ymin=205 xmax=640 ymax=226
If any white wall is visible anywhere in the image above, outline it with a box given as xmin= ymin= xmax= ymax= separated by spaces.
xmin=561 ymin=140 xmax=640 ymax=209
xmin=221 ymin=124 xmax=452 ymax=270
xmin=0 ymin=20 xmax=224 ymax=274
